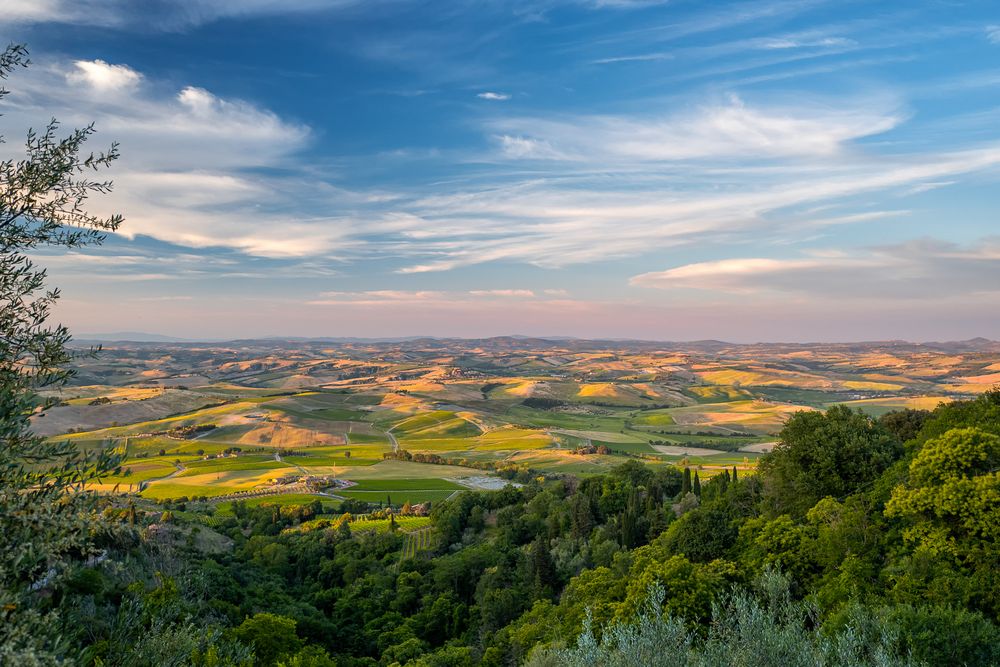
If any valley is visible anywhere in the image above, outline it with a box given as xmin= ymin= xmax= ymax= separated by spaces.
xmin=39 ymin=336 xmax=999 ymax=510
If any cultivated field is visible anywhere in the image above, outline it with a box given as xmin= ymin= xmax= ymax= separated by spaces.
xmin=46 ymin=337 xmax=996 ymax=508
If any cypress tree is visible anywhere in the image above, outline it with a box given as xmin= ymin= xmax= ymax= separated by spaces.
xmin=682 ymin=467 xmax=692 ymax=495
xmin=571 ymin=493 xmax=593 ymax=540
xmin=531 ymin=537 xmax=556 ymax=597
xmin=693 ymin=471 xmax=702 ymax=496
xmin=732 ymin=466 xmax=739 ymax=482
xmin=338 ymin=517 xmax=352 ymax=540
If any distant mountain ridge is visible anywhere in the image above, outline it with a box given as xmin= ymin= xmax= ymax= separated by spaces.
xmin=70 ymin=333 xmax=1000 ymax=353
xmin=75 ymin=331 xmax=196 ymax=343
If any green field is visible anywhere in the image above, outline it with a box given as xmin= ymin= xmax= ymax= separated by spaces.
xmin=391 ymin=410 xmax=482 ymax=439
xmin=630 ymin=409 xmax=676 ymax=426
xmin=338 ymin=489 xmax=457 ymax=504
xmin=263 ymin=401 xmax=370 ymax=423
xmin=141 ymin=467 xmax=292 ymax=499
xmin=345 ymin=478 xmax=463 ymax=491
xmin=178 ymin=457 xmax=287 ymax=476
xmin=215 ymin=493 xmax=339 ymax=514
xmin=295 ymin=456 xmax=381 ymax=467
xmin=600 ymin=441 xmax=657 ymax=455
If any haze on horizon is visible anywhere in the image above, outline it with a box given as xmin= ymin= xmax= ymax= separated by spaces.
xmin=3 ymin=0 xmax=999 ymax=342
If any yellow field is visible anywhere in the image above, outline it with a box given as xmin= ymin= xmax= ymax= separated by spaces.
xmin=688 ymin=385 xmax=752 ymax=400
xmin=239 ymin=422 xmax=345 ymax=448
xmin=839 ymin=396 xmax=951 ymax=413
xmin=320 ymin=460 xmax=483 ymax=480
xmin=500 ymin=380 xmax=544 ymax=397
xmin=140 ymin=467 xmax=291 ymax=499
xmin=577 ymin=383 xmax=623 ymax=398
xmin=58 ymin=385 xmax=166 ymax=405
xmin=842 ymin=380 xmax=904 ymax=391
xmin=697 ymin=368 xmax=832 ymax=389
xmin=953 ymin=371 xmax=1000 ymax=385
xmin=668 ymin=400 xmax=813 ymax=432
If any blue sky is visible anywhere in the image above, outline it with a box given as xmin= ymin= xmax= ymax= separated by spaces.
xmin=3 ymin=0 xmax=1000 ymax=341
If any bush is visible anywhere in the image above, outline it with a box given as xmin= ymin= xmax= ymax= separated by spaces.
xmin=528 ymin=571 xmax=919 ymax=667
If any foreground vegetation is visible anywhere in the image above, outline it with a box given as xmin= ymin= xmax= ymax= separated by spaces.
xmin=10 ymin=389 xmax=1000 ymax=666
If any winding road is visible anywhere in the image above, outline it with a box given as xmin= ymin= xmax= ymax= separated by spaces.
xmin=385 ymin=428 xmax=400 ymax=453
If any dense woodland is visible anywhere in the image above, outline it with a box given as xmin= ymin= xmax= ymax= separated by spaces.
xmin=11 ymin=391 xmax=995 ymax=666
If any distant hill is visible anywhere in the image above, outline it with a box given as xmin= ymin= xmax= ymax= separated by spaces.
xmin=70 ymin=333 xmax=998 ymax=353
xmin=74 ymin=331 xmax=194 ymax=343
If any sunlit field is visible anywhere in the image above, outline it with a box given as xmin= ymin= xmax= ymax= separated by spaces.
xmin=44 ymin=338 xmax=992 ymax=511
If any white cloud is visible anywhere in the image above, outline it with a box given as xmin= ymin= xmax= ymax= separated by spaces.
xmin=591 ymin=52 xmax=673 ymax=64
xmin=987 ymin=26 xmax=1000 ymax=44
xmin=490 ymin=95 xmax=903 ymax=162
xmin=7 ymin=53 xmax=1000 ymax=291
xmin=761 ymin=36 xmax=855 ymax=50
xmin=497 ymin=135 xmax=565 ymax=159
xmin=0 ymin=0 xmax=64 ymax=23
xmin=0 ymin=0 xmax=371 ymax=28
xmin=629 ymin=238 xmax=1000 ymax=299
xmin=590 ymin=0 xmax=669 ymax=7
xmin=3 ymin=56 xmax=332 ymax=259
xmin=131 ymin=295 xmax=194 ymax=302
xmin=468 ymin=289 xmax=535 ymax=297
xmin=67 ymin=60 xmax=142 ymax=92
xmin=478 ymin=92 xmax=511 ymax=101
xmin=309 ymin=288 xmax=565 ymax=306
xmin=382 ymin=141 xmax=1000 ymax=274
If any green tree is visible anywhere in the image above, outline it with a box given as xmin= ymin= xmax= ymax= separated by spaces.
xmin=275 ymin=645 xmax=337 ymax=667
xmin=759 ymin=405 xmax=901 ymax=517
xmin=885 ymin=427 xmax=1000 ymax=616
xmin=886 ymin=427 xmax=1000 ymax=547
xmin=233 ymin=613 xmax=303 ymax=666
xmin=692 ymin=471 xmax=702 ymax=497
xmin=660 ymin=505 xmax=737 ymax=563
xmin=879 ymin=408 xmax=933 ymax=444
xmin=0 ymin=44 xmax=124 ymax=664
xmin=531 ymin=537 xmax=557 ymax=597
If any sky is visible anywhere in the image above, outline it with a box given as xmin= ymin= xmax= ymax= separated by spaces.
xmin=2 ymin=0 xmax=1000 ymax=342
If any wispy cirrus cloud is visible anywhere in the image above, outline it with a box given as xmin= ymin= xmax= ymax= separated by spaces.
xmin=0 ymin=0 xmax=376 ymax=28
xmin=468 ymin=289 xmax=535 ymax=297
xmin=630 ymin=238 xmax=1000 ymax=299
xmin=388 ymin=141 xmax=1000 ymax=274
xmin=760 ymin=35 xmax=855 ymax=49
xmin=590 ymin=52 xmax=673 ymax=64
xmin=477 ymin=91 xmax=511 ymax=101
xmin=309 ymin=289 xmax=552 ymax=306
xmin=490 ymin=94 xmax=903 ymax=162
xmin=131 ymin=295 xmax=195 ymax=302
